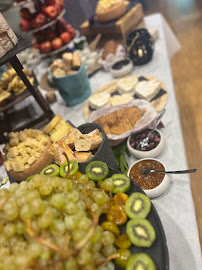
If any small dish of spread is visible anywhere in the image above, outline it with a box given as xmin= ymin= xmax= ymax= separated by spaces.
xmin=127 ymin=158 xmax=170 ymax=198
xmin=127 ymin=129 xmax=165 ymax=159
xmin=110 ymin=58 xmax=133 ymax=78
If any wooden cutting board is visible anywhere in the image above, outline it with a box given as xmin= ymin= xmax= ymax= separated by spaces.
xmin=83 ymin=74 xmax=168 ymax=121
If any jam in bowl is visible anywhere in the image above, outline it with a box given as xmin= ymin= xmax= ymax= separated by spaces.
xmin=127 ymin=129 xmax=165 ymax=159
xmin=127 ymin=158 xmax=170 ymax=198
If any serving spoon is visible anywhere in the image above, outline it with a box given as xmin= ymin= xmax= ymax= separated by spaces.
xmin=137 ymin=108 xmax=166 ymax=150
xmin=142 ymin=168 xmax=197 ymax=175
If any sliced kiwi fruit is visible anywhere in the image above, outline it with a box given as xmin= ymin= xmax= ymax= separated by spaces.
xmin=86 ymin=161 xmax=109 ymax=181
xmin=111 ymin=174 xmax=130 ymax=194
xmin=125 ymin=192 xmax=151 ymax=219
xmin=126 ymin=253 xmax=156 ymax=270
xmin=126 ymin=218 xmax=156 ymax=247
xmin=26 ymin=175 xmax=34 ymax=182
xmin=59 ymin=160 xmax=79 ymax=178
xmin=40 ymin=164 xmax=60 ymax=177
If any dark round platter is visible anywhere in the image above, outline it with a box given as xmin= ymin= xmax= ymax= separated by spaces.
xmin=79 ymin=166 xmax=169 ymax=270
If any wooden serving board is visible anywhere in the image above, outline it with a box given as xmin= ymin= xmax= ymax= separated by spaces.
xmin=83 ymin=74 xmax=168 ymax=121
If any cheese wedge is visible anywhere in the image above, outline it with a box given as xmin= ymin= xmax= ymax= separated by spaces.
xmin=135 ymin=80 xmax=161 ymax=101
xmin=110 ymin=94 xmax=133 ymax=106
xmin=117 ymin=77 xmax=138 ymax=95
xmin=88 ymin=92 xmax=110 ymax=109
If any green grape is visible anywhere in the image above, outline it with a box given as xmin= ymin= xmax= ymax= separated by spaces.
xmin=31 ymin=174 xmax=44 ymax=188
xmin=93 ymin=241 xmax=102 ymax=253
xmin=64 ymin=257 xmax=77 ymax=270
xmin=31 ymin=219 xmax=40 ymax=234
xmin=39 ymin=183 xmax=52 ymax=196
xmin=84 ymin=240 xmax=93 ymax=251
xmin=82 ymin=264 xmax=96 ymax=270
xmin=0 ymin=234 xmax=7 ymax=246
xmin=79 ymin=174 xmax=89 ymax=184
xmin=78 ymin=183 xmax=84 ymax=191
xmin=15 ymin=254 xmax=31 ymax=269
xmin=4 ymin=203 xmax=18 ymax=221
xmin=102 ymin=244 xmax=117 ymax=257
xmin=90 ymin=203 xmax=102 ymax=216
xmin=78 ymin=217 xmax=92 ymax=231
xmin=93 ymin=191 xmax=107 ymax=206
xmin=102 ymin=178 xmax=114 ymax=192
xmin=30 ymin=198 xmax=45 ymax=215
xmin=50 ymin=219 xmax=66 ymax=236
xmin=64 ymin=201 xmax=78 ymax=215
xmin=102 ymin=231 xmax=115 ymax=246
xmin=77 ymin=200 xmax=86 ymax=211
xmin=16 ymin=197 xmax=27 ymax=208
xmin=0 ymin=247 xmax=10 ymax=258
xmin=58 ymin=180 xmax=72 ymax=192
xmin=0 ymin=223 xmax=3 ymax=233
xmin=50 ymin=177 xmax=61 ymax=189
xmin=69 ymin=189 xmax=80 ymax=202
xmin=10 ymin=240 xmax=27 ymax=254
xmin=97 ymin=261 xmax=115 ymax=270
xmin=92 ymin=252 xmax=104 ymax=265
xmin=50 ymin=193 xmax=66 ymax=209
xmin=19 ymin=204 xmax=33 ymax=220
xmin=86 ymin=180 xmax=96 ymax=190
xmin=37 ymin=214 xmax=52 ymax=229
xmin=14 ymin=188 xmax=26 ymax=198
xmin=26 ymin=190 xmax=40 ymax=201
xmin=53 ymin=262 xmax=64 ymax=270
xmin=9 ymin=183 xmax=18 ymax=193
xmin=40 ymin=249 xmax=51 ymax=261
xmin=77 ymin=248 xmax=92 ymax=266
xmin=91 ymin=226 xmax=103 ymax=243
xmin=72 ymin=229 xmax=86 ymax=243
xmin=4 ymin=224 xmax=16 ymax=239
xmin=16 ymin=221 xmax=26 ymax=235
xmin=0 ymin=189 xmax=10 ymax=210
xmin=19 ymin=181 xmax=28 ymax=190
xmin=55 ymin=236 xmax=67 ymax=248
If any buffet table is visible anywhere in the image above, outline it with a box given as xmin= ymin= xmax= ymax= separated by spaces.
xmin=0 ymin=13 xmax=202 ymax=269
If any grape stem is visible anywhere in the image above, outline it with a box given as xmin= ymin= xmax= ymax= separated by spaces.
xmin=95 ymin=253 xmax=120 ymax=266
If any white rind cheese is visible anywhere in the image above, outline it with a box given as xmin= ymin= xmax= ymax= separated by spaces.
xmin=88 ymin=92 xmax=110 ymax=109
xmin=0 ymin=13 xmax=18 ymax=59
xmin=135 ymin=79 xmax=161 ymax=101
xmin=117 ymin=77 xmax=138 ymax=95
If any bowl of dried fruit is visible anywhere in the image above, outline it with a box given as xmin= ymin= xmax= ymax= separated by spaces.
xmin=127 ymin=128 xmax=166 ymax=159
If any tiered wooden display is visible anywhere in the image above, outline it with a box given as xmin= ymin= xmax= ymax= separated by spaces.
xmin=80 ymin=3 xmax=144 ymax=46
xmin=0 ymin=35 xmax=54 ymax=144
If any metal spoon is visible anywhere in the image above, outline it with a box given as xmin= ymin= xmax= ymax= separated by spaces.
xmin=142 ymin=168 xmax=197 ymax=175
xmin=137 ymin=108 xmax=166 ymax=150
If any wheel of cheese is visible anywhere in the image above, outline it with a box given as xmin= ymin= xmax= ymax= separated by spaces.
xmin=8 ymin=136 xmax=53 ymax=182
xmin=96 ymin=1 xmax=126 ymax=23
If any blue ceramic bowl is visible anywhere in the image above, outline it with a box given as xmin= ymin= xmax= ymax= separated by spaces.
xmin=50 ymin=64 xmax=91 ymax=106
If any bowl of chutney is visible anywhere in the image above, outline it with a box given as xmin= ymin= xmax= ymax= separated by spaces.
xmin=127 ymin=158 xmax=170 ymax=198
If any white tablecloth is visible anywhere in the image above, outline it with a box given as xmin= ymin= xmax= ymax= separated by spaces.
xmin=0 ymin=13 xmax=201 ymax=270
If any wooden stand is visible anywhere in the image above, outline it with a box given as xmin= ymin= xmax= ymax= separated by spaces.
xmin=80 ymin=3 xmax=144 ymax=46
xmin=0 ymin=35 xmax=54 ymax=144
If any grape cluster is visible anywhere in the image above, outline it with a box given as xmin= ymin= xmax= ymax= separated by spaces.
xmin=0 ymin=174 xmax=118 ymax=270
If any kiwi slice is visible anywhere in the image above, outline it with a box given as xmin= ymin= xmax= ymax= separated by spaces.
xmin=111 ymin=174 xmax=130 ymax=194
xmin=26 ymin=175 xmax=34 ymax=182
xmin=85 ymin=161 xmax=109 ymax=181
xmin=59 ymin=160 xmax=79 ymax=178
xmin=40 ymin=164 xmax=60 ymax=177
xmin=126 ymin=253 xmax=156 ymax=270
xmin=126 ymin=218 xmax=156 ymax=247
xmin=125 ymin=192 xmax=151 ymax=219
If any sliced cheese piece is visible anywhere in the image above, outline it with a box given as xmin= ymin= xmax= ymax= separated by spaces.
xmin=27 ymin=156 xmax=36 ymax=166
xmin=117 ymin=77 xmax=138 ymax=95
xmin=4 ymin=160 xmax=12 ymax=171
xmin=88 ymin=92 xmax=110 ymax=109
xmin=110 ymin=94 xmax=133 ymax=106
xmin=8 ymin=147 xmax=18 ymax=158
xmin=135 ymin=80 xmax=161 ymax=101
xmin=12 ymin=160 xmax=25 ymax=172
xmin=9 ymin=137 xmax=19 ymax=147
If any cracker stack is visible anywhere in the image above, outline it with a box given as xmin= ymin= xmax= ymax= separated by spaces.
xmin=0 ymin=13 xmax=18 ymax=59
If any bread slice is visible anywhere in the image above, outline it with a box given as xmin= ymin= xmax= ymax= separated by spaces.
xmin=74 ymin=151 xmax=94 ymax=163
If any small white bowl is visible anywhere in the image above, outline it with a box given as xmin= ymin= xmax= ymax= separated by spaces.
xmin=127 ymin=129 xmax=165 ymax=159
xmin=127 ymin=158 xmax=170 ymax=198
xmin=110 ymin=58 xmax=133 ymax=78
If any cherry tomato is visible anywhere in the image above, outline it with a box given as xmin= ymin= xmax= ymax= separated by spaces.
xmin=106 ymin=205 xmax=127 ymax=226
xmin=113 ymin=193 xmax=128 ymax=206
xmin=101 ymin=221 xmax=120 ymax=237
xmin=115 ymin=234 xmax=132 ymax=249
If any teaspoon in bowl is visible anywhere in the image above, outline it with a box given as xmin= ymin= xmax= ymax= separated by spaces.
xmin=142 ymin=168 xmax=197 ymax=175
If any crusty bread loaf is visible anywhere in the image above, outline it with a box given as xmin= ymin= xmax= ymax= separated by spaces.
xmin=9 ymin=136 xmax=53 ymax=182
xmin=0 ymin=13 xmax=18 ymax=59
xmin=96 ymin=0 xmax=126 ymax=23
xmin=74 ymin=151 xmax=94 ymax=163
xmin=102 ymin=40 xmax=118 ymax=60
